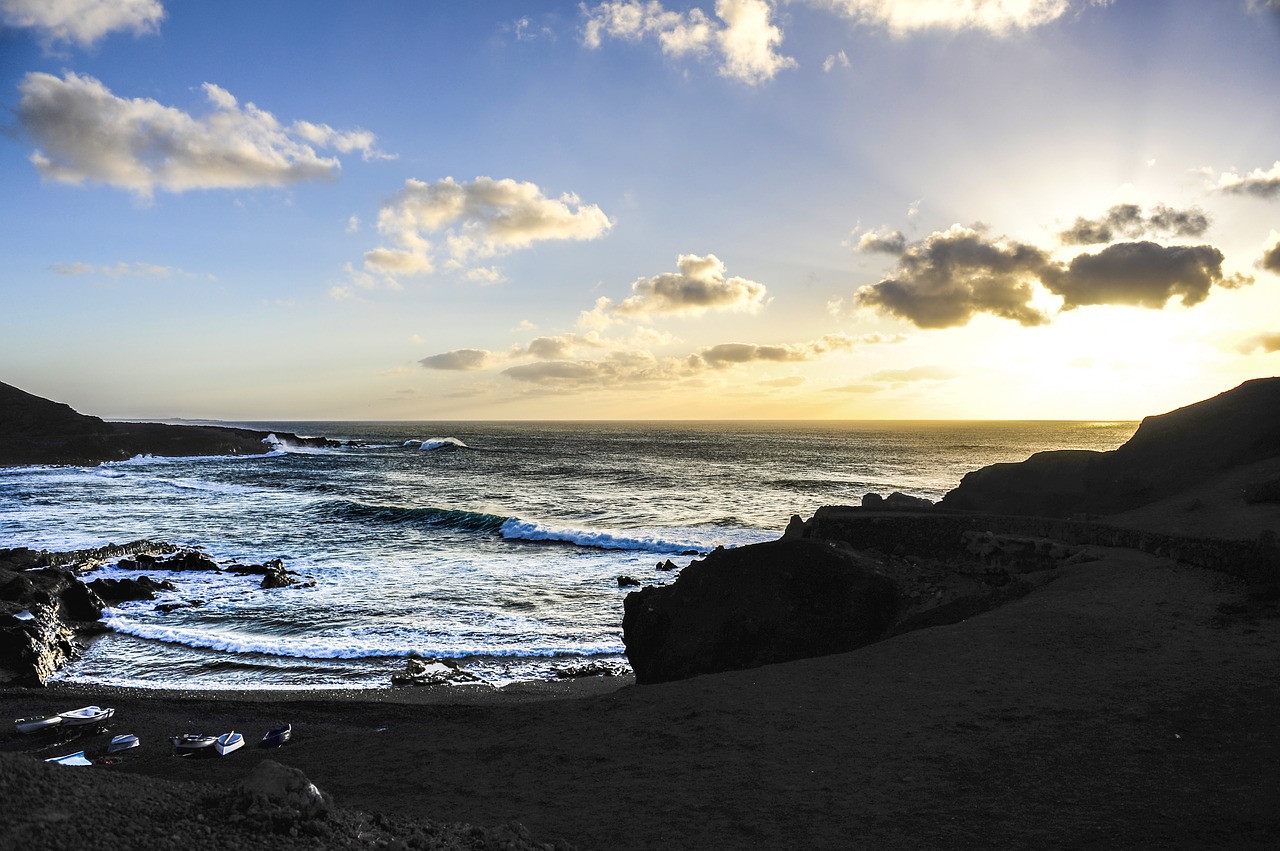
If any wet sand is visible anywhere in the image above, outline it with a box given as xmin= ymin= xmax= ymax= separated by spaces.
xmin=3 ymin=547 xmax=1278 ymax=849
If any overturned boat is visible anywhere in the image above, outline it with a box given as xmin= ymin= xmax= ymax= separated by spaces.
xmin=260 ymin=723 xmax=292 ymax=748
xmin=214 ymin=731 xmax=244 ymax=756
xmin=106 ymin=733 xmax=140 ymax=753
xmin=45 ymin=751 xmax=93 ymax=766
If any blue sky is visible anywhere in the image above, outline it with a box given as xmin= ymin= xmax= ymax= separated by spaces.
xmin=2 ymin=0 xmax=1279 ymax=420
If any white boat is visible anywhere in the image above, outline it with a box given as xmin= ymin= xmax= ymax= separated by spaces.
xmin=14 ymin=714 xmax=63 ymax=734
xmin=172 ymin=733 xmax=216 ymax=753
xmin=45 ymin=751 xmax=93 ymax=766
xmin=106 ymin=733 xmax=140 ymax=753
xmin=214 ymin=731 xmax=244 ymax=756
xmin=59 ymin=705 xmax=115 ymax=727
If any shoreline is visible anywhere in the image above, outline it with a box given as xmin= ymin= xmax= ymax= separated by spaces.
xmin=4 ymin=548 xmax=1278 ymax=849
xmin=28 ymin=671 xmax=635 ymax=706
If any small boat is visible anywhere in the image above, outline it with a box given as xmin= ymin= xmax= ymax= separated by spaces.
xmin=214 ymin=731 xmax=244 ymax=756
xmin=172 ymin=733 xmax=216 ymax=754
xmin=106 ymin=733 xmax=140 ymax=753
xmin=45 ymin=751 xmax=93 ymax=766
xmin=260 ymin=723 xmax=292 ymax=748
xmin=14 ymin=714 xmax=63 ymax=734
xmin=59 ymin=706 xmax=115 ymax=727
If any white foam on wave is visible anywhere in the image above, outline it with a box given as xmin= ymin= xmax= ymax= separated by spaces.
xmin=498 ymin=518 xmax=702 ymax=554
xmin=100 ymin=614 xmax=623 ymax=659
xmin=419 ymin=437 xmax=468 ymax=451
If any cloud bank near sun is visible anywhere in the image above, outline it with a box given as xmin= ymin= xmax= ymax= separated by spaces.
xmin=852 ymin=203 xmax=1254 ymax=329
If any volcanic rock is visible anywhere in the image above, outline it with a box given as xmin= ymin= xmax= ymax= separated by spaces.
xmin=622 ymin=539 xmax=899 ymax=684
xmin=941 ymin=377 xmax=1280 ymax=517
xmin=0 ymin=379 xmax=341 ymax=466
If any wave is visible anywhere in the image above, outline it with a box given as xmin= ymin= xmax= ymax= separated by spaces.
xmin=498 ymin=519 xmax=702 ymax=554
xmin=316 ymin=499 xmax=703 ymax=553
xmin=100 ymin=615 xmax=622 ymax=660
xmin=401 ymin=436 xmax=470 ymax=451
xmin=318 ymin=499 xmax=509 ymax=533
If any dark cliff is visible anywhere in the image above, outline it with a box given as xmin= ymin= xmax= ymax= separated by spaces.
xmin=0 ymin=381 xmax=335 ymax=466
xmin=940 ymin=377 xmax=1280 ymax=518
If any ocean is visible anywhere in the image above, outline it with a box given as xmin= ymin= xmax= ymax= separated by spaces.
xmin=0 ymin=420 xmax=1136 ymax=691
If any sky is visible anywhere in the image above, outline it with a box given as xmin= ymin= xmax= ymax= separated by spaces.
xmin=1 ymin=0 xmax=1279 ymax=421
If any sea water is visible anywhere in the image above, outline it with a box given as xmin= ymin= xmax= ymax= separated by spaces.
xmin=0 ymin=420 xmax=1135 ymax=690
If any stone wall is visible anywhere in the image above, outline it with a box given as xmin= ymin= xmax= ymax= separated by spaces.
xmin=792 ymin=507 xmax=1279 ymax=584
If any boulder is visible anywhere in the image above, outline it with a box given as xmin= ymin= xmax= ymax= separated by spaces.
xmin=616 ymin=575 xmax=641 ymax=588
xmin=0 ymin=554 xmax=106 ymax=686
xmin=232 ymin=759 xmax=332 ymax=822
xmin=883 ymin=492 xmax=934 ymax=511
xmin=87 ymin=575 xmax=176 ymax=604
xmin=622 ymin=539 xmax=898 ymax=684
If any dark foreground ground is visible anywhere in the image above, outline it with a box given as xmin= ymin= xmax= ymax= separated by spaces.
xmin=2 ymin=548 xmax=1278 ymax=850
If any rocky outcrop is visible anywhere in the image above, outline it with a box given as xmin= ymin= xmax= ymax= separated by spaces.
xmin=87 ymin=575 xmax=176 ymax=604
xmin=0 ymin=380 xmax=341 ymax=467
xmin=0 ymin=551 xmax=107 ymax=686
xmin=622 ymin=539 xmax=899 ymax=684
xmin=941 ymin=377 xmax=1280 ymax=517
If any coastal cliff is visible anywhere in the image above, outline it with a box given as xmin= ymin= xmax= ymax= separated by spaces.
xmin=940 ymin=376 xmax=1280 ymax=517
xmin=624 ymin=378 xmax=1280 ymax=683
xmin=0 ymin=380 xmax=337 ymax=466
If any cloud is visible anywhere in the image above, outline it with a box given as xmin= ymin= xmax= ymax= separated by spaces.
xmin=581 ymin=0 xmax=796 ymax=85
xmin=1262 ymin=235 xmax=1280 ymax=274
xmin=867 ymin=365 xmax=956 ymax=382
xmin=1059 ymin=203 xmax=1211 ymax=245
xmin=363 ymin=176 xmax=612 ymax=280
xmin=1 ymin=0 xmax=163 ymax=48
xmin=760 ymin=375 xmax=805 ymax=387
xmin=817 ymin=0 xmax=1076 ymax=36
xmin=1042 ymin=242 xmax=1251 ymax=309
xmin=854 ymin=224 xmax=1053 ymax=329
xmin=586 ymin=253 xmax=769 ymax=323
xmin=418 ymin=349 xmax=494 ymax=371
xmin=1239 ymin=332 xmax=1280 ymax=353
xmin=693 ymin=334 xmax=855 ymax=367
xmin=18 ymin=72 xmax=381 ymax=197
xmin=823 ymin=49 xmax=850 ymax=72
xmin=495 ymin=332 xmax=857 ymax=391
xmin=1216 ymin=161 xmax=1280 ymax=198
xmin=50 ymin=260 xmax=181 ymax=278
xmin=855 ymin=228 xmax=907 ymax=254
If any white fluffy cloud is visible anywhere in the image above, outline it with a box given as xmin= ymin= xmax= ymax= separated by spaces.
xmin=816 ymin=0 xmax=1077 ymax=36
xmin=1 ymin=0 xmax=163 ymax=48
xmin=364 ymin=176 xmax=612 ymax=279
xmin=582 ymin=254 xmax=769 ymax=326
xmin=582 ymin=0 xmax=796 ymax=85
xmin=18 ymin=72 xmax=382 ymax=197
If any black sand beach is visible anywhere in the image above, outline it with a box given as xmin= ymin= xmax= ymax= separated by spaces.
xmin=4 ymin=546 xmax=1278 ymax=850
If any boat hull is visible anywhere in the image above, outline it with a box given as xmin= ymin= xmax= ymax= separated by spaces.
xmin=14 ymin=715 xmax=63 ymax=734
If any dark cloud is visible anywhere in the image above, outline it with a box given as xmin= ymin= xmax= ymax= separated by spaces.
xmin=1042 ymin=242 xmax=1252 ymax=309
xmin=1216 ymin=160 xmax=1280 ymax=199
xmin=853 ymin=226 xmax=1053 ymax=329
xmin=1262 ymin=239 xmax=1280 ymax=274
xmin=1240 ymin=332 xmax=1280 ymax=353
xmin=693 ymin=335 xmax=855 ymax=368
xmin=419 ymin=349 xmax=492 ymax=370
xmin=1059 ymin=203 xmax=1210 ymax=245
